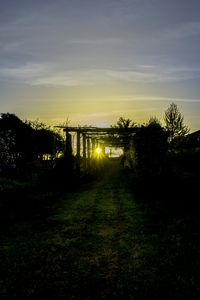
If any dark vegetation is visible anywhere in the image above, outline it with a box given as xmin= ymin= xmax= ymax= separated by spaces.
xmin=0 ymin=103 xmax=200 ymax=299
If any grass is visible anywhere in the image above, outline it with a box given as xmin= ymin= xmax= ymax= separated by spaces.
xmin=0 ymin=159 xmax=200 ymax=299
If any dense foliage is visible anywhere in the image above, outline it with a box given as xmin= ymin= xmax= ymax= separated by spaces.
xmin=133 ymin=118 xmax=168 ymax=177
xmin=0 ymin=113 xmax=65 ymax=177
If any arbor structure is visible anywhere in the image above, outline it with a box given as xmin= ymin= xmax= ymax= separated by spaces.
xmin=55 ymin=125 xmax=138 ymax=174
xmin=164 ymin=102 xmax=190 ymax=142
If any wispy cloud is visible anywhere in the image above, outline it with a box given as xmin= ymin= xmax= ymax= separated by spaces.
xmin=32 ymin=65 xmax=200 ymax=86
xmin=108 ymin=65 xmax=200 ymax=82
xmin=31 ymin=69 xmax=110 ymax=86
xmin=66 ymin=38 xmax=123 ymax=45
xmin=162 ymin=21 xmax=200 ymax=39
xmin=1 ymin=63 xmax=200 ymax=86
xmin=120 ymin=95 xmax=200 ymax=103
xmin=0 ymin=63 xmax=47 ymax=81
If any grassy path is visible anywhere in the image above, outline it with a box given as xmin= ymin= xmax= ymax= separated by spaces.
xmin=0 ymin=160 xmax=200 ymax=299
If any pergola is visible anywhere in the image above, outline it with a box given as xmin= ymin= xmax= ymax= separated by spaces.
xmin=56 ymin=126 xmax=137 ymax=173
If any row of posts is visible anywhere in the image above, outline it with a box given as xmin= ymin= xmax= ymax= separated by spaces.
xmin=65 ymin=130 xmax=102 ymax=174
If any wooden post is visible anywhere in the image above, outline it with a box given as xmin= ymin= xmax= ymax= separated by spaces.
xmin=65 ymin=130 xmax=72 ymax=157
xmin=91 ymin=138 xmax=96 ymax=157
xmin=82 ymin=133 xmax=86 ymax=170
xmin=87 ymin=137 xmax=90 ymax=168
xmin=87 ymin=137 xmax=90 ymax=159
xmin=101 ymin=144 xmax=105 ymax=156
xmin=76 ymin=130 xmax=81 ymax=175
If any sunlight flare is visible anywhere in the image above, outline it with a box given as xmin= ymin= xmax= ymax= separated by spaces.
xmin=95 ymin=147 xmax=102 ymax=155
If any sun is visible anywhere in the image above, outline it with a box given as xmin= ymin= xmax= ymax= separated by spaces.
xmin=95 ymin=147 xmax=101 ymax=155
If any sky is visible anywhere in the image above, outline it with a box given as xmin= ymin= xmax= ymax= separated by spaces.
xmin=0 ymin=0 xmax=200 ymax=131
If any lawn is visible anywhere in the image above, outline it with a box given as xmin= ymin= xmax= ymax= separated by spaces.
xmin=0 ymin=160 xmax=200 ymax=299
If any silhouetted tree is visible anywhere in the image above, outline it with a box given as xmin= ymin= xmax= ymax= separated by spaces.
xmin=113 ymin=117 xmax=136 ymax=129
xmin=26 ymin=119 xmax=65 ymax=159
xmin=133 ymin=118 xmax=168 ymax=177
xmin=0 ymin=113 xmax=35 ymax=160
xmin=164 ymin=103 xmax=190 ymax=143
xmin=111 ymin=117 xmax=138 ymax=154
xmin=0 ymin=131 xmax=16 ymax=174
xmin=33 ymin=128 xmax=64 ymax=160
xmin=0 ymin=113 xmax=65 ymax=177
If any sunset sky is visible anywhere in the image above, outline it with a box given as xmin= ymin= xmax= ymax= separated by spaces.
xmin=1 ymin=0 xmax=200 ymax=131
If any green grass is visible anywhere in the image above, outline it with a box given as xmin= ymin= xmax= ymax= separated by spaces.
xmin=0 ymin=160 xmax=200 ymax=299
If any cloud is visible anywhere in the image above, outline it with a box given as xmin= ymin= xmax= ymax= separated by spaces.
xmin=32 ymin=65 xmax=200 ymax=86
xmin=162 ymin=21 xmax=200 ymax=39
xmin=31 ymin=69 xmax=110 ymax=87
xmin=66 ymin=37 xmax=123 ymax=45
xmin=0 ymin=63 xmax=47 ymax=81
xmin=1 ymin=62 xmax=200 ymax=87
xmin=120 ymin=95 xmax=200 ymax=103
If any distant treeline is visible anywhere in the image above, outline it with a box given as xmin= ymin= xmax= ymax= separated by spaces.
xmin=0 ymin=102 xmax=199 ymax=182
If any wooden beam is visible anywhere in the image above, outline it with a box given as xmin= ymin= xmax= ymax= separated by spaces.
xmin=56 ymin=126 xmax=138 ymax=134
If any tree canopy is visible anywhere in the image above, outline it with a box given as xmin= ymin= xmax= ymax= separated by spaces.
xmin=0 ymin=113 xmax=65 ymax=174
xmin=113 ymin=117 xmax=137 ymax=129
xmin=164 ymin=103 xmax=190 ymax=142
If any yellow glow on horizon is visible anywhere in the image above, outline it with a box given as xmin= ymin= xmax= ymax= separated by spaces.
xmin=14 ymin=81 xmax=181 ymax=129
